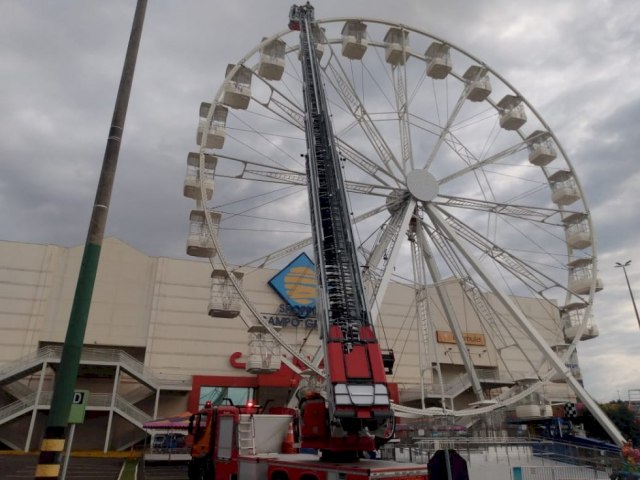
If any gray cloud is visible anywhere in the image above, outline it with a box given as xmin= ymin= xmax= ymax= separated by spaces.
xmin=2 ymin=0 xmax=639 ymax=403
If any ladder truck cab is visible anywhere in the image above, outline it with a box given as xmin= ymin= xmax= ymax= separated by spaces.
xmin=187 ymin=401 xmax=427 ymax=480
xmin=187 ymin=3 xmax=428 ymax=479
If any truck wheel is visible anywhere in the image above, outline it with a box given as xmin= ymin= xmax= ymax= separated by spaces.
xmin=188 ymin=458 xmax=213 ymax=480
xmin=188 ymin=460 xmax=204 ymax=480
xmin=271 ymin=471 xmax=289 ymax=480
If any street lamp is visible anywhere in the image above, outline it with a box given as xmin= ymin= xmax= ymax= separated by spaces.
xmin=614 ymin=260 xmax=640 ymax=329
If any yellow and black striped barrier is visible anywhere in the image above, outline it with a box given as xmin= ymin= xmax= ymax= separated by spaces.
xmin=34 ymin=428 xmax=65 ymax=479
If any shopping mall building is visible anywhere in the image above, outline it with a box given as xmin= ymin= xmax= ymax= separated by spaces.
xmin=0 ymin=237 xmax=578 ymax=451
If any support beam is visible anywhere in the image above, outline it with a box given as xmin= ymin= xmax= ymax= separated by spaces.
xmin=426 ymin=203 xmax=626 ymax=446
xmin=416 ymin=221 xmax=484 ymax=401
xmin=104 ymin=365 xmax=121 ymax=453
xmin=25 ymin=361 xmax=48 ymax=452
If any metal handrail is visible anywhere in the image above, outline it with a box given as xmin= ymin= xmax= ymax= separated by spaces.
xmin=404 ymin=435 xmax=619 ymax=472
xmin=0 ymin=346 xmax=58 ymax=379
xmin=114 ymin=394 xmax=152 ymax=425
xmin=0 ymin=389 xmax=152 ymax=427
xmin=0 ymin=346 xmax=191 ymax=389
xmin=123 ymin=385 xmax=155 ymax=404
xmin=3 ymin=380 xmax=35 ymax=399
xmin=0 ymin=392 xmax=37 ymax=422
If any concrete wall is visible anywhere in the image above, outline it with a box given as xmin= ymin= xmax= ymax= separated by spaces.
xmin=0 ymin=238 xmax=575 ymax=402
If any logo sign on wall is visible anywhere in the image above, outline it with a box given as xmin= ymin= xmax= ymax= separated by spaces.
xmin=268 ymin=252 xmax=316 ymax=318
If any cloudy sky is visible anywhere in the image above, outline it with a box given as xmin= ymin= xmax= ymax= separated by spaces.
xmin=1 ymin=0 xmax=639 ymax=403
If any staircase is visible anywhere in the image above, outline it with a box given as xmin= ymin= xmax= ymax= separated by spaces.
xmin=0 ymin=347 xmax=58 ymax=385
xmin=0 ymin=346 xmax=191 ymax=451
xmin=0 ymin=346 xmax=191 ymax=391
xmin=0 ymin=390 xmax=153 ymax=429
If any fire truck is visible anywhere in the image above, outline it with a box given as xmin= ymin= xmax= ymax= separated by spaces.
xmin=187 ymin=3 xmax=428 ymax=479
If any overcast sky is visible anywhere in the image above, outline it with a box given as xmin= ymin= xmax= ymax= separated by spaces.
xmin=1 ymin=0 xmax=639 ymax=403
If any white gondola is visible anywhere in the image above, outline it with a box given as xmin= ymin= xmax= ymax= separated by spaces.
xmin=186 ymin=209 xmax=221 ymax=258
xmin=197 ymin=103 xmax=228 ymax=149
xmin=526 ymin=130 xmax=557 ymax=166
xmin=184 ymin=152 xmax=216 ymax=201
xmin=497 ymin=94 xmax=527 ymax=130
xmin=425 ymin=42 xmax=452 ymax=79
xmin=341 ymin=20 xmax=368 ymax=60
xmin=561 ymin=302 xmax=599 ymax=342
xmin=246 ymin=325 xmax=282 ymax=374
xmin=563 ymin=212 xmax=591 ymax=250
xmin=222 ymin=64 xmax=252 ymax=110
xmin=549 ymin=170 xmax=580 ymax=206
xmin=515 ymin=405 xmax=542 ymax=419
xmin=568 ymin=258 xmax=604 ymax=295
xmin=550 ymin=343 xmax=583 ymax=382
xmin=383 ymin=27 xmax=409 ymax=66
xmin=463 ymin=66 xmax=492 ymax=102
xmin=258 ymin=37 xmax=286 ymax=81
xmin=208 ymin=269 xmax=243 ymax=318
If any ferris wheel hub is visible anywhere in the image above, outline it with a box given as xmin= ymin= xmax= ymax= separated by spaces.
xmin=406 ymin=169 xmax=439 ymax=202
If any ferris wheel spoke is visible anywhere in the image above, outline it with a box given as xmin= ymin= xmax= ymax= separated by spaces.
xmin=321 ymin=48 xmax=405 ymax=182
xmin=429 ymin=207 xmax=564 ymax=304
xmin=438 ymin=137 xmax=531 ymax=185
xmin=433 ymin=195 xmax=577 ymax=225
xmin=367 ymin=198 xmax=416 ymax=324
xmin=423 ymin=84 xmax=469 ymax=172
xmin=337 ymin=140 xmax=403 ymax=187
xmin=392 ymin=62 xmax=414 ymax=175
xmin=254 ymin=81 xmax=305 ymax=129
xmin=240 ymin=202 xmax=390 ymax=268
xmin=256 ymin=76 xmax=403 ymax=187
xmin=215 ymin=168 xmax=393 ymax=197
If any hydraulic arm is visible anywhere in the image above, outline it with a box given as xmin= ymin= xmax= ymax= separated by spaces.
xmin=289 ymin=3 xmax=393 ymax=458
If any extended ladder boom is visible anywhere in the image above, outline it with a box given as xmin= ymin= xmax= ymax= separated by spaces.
xmin=289 ymin=3 xmax=393 ymax=455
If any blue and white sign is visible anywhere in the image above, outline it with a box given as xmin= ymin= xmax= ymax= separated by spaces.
xmin=268 ymin=253 xmax=316 ymax=318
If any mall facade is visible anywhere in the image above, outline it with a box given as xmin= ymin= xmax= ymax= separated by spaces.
xmin=0 ymin=237 xmax=577 ymax=451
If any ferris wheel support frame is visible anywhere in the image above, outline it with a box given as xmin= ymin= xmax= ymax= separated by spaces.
xmin=427 ymin=203 xmax=624 ymax=446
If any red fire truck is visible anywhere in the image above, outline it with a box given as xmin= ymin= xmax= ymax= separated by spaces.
xmin=187 ymin=402 xmax=427 ymax=480
xmin=187 ymin=3 xmax=428 ymax=479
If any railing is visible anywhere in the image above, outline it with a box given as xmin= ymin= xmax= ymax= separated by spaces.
xmin=114 ymin=394 xmax=152 ymax=425
xmin=0 ymin=346 xmax=191 ymax=390
xmin=0 ymin=392 xmax=37 ymax=423
xmin=0 ymin=346 xmax=58 ymax=381
xmin=123 ymin=385 xmax=155 ymax=404
xmin=3 ymin=380 xmax=35 ymax=399
xmin=0 ymin=390 xmax=152 ymax=427
xmin=386 ymin=436 xmax=619 ymax=475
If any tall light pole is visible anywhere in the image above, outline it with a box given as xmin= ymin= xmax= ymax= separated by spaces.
xmin=615 ymin=260 xmax=640 ymax=330
xmin=34 ymin=1 xmax=147 ymax=478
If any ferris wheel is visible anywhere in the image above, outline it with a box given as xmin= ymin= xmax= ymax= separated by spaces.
xmin=184 ymin=16 xmax=607 ymax=425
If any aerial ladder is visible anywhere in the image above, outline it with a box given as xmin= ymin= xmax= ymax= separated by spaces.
xmin=288 ymin=3 xmax=394 ymax=461
xmin=186 ymin=6 xmax=412 ymax=479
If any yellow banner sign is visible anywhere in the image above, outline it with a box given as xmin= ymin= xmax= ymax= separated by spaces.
xmin=436 ymin=330 xmax=486 ymax=346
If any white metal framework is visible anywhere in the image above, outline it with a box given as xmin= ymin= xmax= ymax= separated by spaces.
xmin=183 ymin=17 xmax=622 ymax=445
